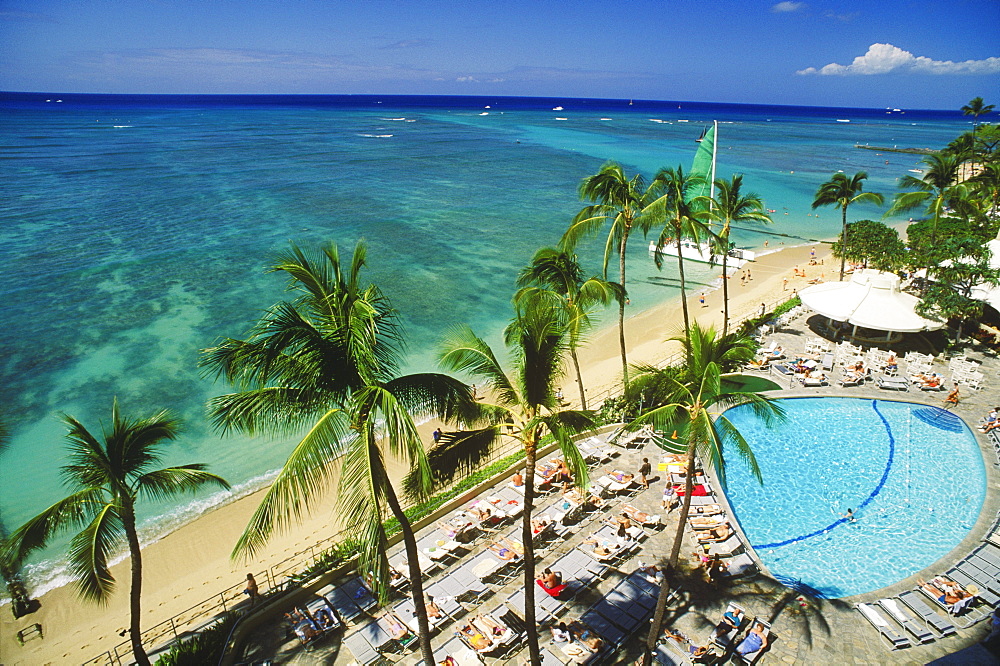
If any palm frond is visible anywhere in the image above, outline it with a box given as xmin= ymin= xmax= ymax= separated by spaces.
xmin=383 ymin=372 xmax=480 ymax=427
xmin=438 ymin=325 xmax=518 ymax=406
xmin=68 ymin=502 xmax=124 ymax=604
xmin=137 ymin=466 xmax=231 ymax=503
xmin=231 ymin=408 xmax=351 ymax=561
xmin=2 ymin=488 xmax=107 ymax=567
xmin=406 ymin=427 xmax=503 ymax=499
xmin=712 ymin=416 xmax=762 ymax=486
xmin=206 ymin=386 xmax=332 ymax=436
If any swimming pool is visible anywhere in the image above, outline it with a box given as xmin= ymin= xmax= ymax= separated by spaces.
xmin=722 ymin=397 xmax=986 ymax=598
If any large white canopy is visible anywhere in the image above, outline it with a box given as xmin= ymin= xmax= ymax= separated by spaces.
xmin=798 ymin=269 xmax=944 ymax=333
xmin=968 ymin=237 xmax=1000 ymax=311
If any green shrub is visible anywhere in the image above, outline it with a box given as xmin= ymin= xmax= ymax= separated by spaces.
xmin=155 ymin=612 xmax=239 ymax=666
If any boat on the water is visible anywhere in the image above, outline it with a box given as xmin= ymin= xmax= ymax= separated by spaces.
xmin=648 ymin=239 xmax=756 ymax=269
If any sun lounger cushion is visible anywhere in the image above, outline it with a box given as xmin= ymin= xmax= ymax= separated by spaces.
xmin=856 ymin=603 xmax=911 ymax=650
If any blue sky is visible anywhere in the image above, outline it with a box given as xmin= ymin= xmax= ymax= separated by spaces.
xmin=1 ymin=0 xmax=997 ymax=109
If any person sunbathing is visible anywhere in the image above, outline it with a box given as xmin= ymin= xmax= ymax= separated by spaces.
xmin=736 ymin=622 xmax=769 ymax=657
xmin=610 ymin=513 xmax=634 ymax=531
xmin=511 ymin=471 xmax=524 ymax=487
xmin=315 ymin=606 xmax=337 ymax=629
xmin=696 ymin=524 xmax=732 ymax=542
xmin=691 ymin=503 xmax=722 ymax=516
xmin=384 ymin=613 xmax=412 ymax=640
xmin=885 ymin=354 xmax=897 ymax=371
xmin=623 ymin=504 xmax=656 ymax=523
xmin=474 ymin=614 xmax=507 ymax=638
xmin=980 ymin=408 xmax=1000 ymax=433
xmin=583 ymin=537 xmax=615 ymax=558
xmin=426 ymin=597 xmax=443 ymax=619
xmin=919 ymin=577 xmax=971 ymax=606
xmin=531 ymin=516 xmax=552 ymax=534
xmin=458 ymin=621 xmax=493 ymax=651
xmin=689 ymin=515 xmax=725 ymax=528
xmin=489 ymin=541 xmax=520 ymax=561
xmin=610 ymin=471 xmax=634 ymax=483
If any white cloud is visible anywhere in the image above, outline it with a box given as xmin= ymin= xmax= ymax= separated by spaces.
xmin=797 ymin=43 xmax=1000 ymax=76
xmin=772 ymin=2 xmax=805 ymax=12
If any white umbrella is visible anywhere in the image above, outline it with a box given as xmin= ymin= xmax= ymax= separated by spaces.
xmin=798 ymin=269 xmax=943 ymax=334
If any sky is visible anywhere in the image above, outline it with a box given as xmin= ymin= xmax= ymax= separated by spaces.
xmin=1 ymin=0 xmax=998 ymax=110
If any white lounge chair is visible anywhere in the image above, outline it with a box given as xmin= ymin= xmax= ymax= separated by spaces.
xmin=877 ymin=598 xmax=935 ymax=644
xmin=856 ymin=603 xmax=911 ymax=650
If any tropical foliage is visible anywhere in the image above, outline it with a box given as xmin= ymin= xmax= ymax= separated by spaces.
xmin=200 ymin=242 xmax=475 ymax=666
xmin=812 ymin=171 xmax=884 ymax=281
xmin=1 ymin=401 xmax=229 ymax=666
xmin=706 ymin=175 xmax=772 ymax=335
xmin=560 ymin=162 xmax=660 ymax=383
xmin=622 ymin=324 xmax=784 ymax=666
xmin=515 ymin=247 xmax=624 ymax=409
xmin=831 ymin=219 xmax=907 ymax=272
xmin=431 ymin=298 xmax=597 ymax=666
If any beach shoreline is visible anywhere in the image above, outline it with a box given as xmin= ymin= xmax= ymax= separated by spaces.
xmin=0 ymin=241 xmax=833 ymax=665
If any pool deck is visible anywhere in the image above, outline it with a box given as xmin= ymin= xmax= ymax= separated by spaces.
xmin=233 ymin=327 xmax=1000 ymax=665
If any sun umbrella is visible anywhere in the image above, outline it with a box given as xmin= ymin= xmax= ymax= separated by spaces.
xmin=798 ymin=269 xmax=943 ymax=334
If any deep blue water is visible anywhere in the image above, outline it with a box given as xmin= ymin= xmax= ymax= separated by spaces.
xmin=0 ymin=93 xmax=971 ymax=596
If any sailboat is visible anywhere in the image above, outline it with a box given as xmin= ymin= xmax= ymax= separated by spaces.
xmin=695 ymin=126 xmax=708 ymax=143
xmin=649 ymin=120 xmax=757 ymax=269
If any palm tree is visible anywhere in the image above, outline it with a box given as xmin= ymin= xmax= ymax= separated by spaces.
xmin=435 ymin=299 xmax=596 ymax=666
xmin=514 ymin=247 xmax=625 ymax=409
xmin=962 ymin=97 xmax=995 ymax=147
xmin=812 ymin=172 xmax=884 ymax=281
xmin=1 ymin=401 xmax=229 ymax=666
xmin=624 ymin=323 xmax=784 ymax=666
xmin=648 ymin=165 xmax=712 ymax=337
xmin=707 ymin=175 xmax=773 ymax=336
xmin=200 ymin=242 xmax=472 ymax=666
xmin=886 ymin=153 xmax=964 ymax=272
xmin=560 ymin=162 xmax=660 ymax=384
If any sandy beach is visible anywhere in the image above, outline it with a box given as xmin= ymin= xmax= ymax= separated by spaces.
xmin=0 ymin=241 xmax=832 ymax=665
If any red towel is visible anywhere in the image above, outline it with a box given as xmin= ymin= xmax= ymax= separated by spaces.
xmin=675 ymin=484 xmax=707 ymax=496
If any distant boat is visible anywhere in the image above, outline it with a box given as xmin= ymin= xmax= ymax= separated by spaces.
xmin=479 ymin=112 xmax=489 ymax=116
xmin=552 ymin=106 xmax=563 ymax=111
xmin=555 ymin=117 xmax=568 ymax=121
xmin=909 ymin=169 xmax=924 ymax=174
xmin=836 ymin=119 xmax=850 ymax=123
xmin=629 ymin=99 xmax=633 ymax=106
xmin=484 ymin=105 xmax=491 ymax=109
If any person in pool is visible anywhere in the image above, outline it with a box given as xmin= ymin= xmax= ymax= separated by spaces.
xmin=844 ymin=508 xmax=856 ymax=522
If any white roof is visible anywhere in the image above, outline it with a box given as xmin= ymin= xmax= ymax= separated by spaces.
xmin=799 ymin=269 xmax=943 ymax=333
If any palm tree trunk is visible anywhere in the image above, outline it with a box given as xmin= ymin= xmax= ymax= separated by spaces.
xmin=383 ymin=480 xmax=435 ymax=666
xmin=839 ymin=206 xmax=848 ymax=281
xmin=122 ymin=504 xmax=151 ymax=666
xmin=618 ymin=231 xmax=630 ymax=384
xmin=675 ymin=235 xmax=691 ymax=337
xmin=721 ymin=251 xmax=730 ymax=337
xmin=522 ymin=435 xmax=541 ymax=666
xmin=642 ymin=441 xmax=696 ymax=666
xmin=570 ymin=348 xmax=587 ymax=410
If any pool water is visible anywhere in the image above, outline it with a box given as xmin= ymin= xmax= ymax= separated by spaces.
xmin=722 ymin=397 xmax=986 ymax=598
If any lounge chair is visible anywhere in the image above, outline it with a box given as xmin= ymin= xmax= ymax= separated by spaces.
xmin=839 ymin=373 xmax=864 ymax=387
xmin=343 ymin=630 xmax=383 ymax=665
xmin=856 ymin=603 xmax=911 ymax=650
xmin=877 ymin=598 xmax=934 ymax=644
xmin=722 ymin=552 xmax=757 ymax=578
xmin=705 ymin=534 xmax=744 ymax=557
xmin=897 ymin=591 xmax=957 ymax=637
xmin=877 ymin=376 xmax=909 ymax=391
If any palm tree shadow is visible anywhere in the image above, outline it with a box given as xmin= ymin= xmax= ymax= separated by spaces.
xmin=728 ymin=574 xmax=850 ymax=648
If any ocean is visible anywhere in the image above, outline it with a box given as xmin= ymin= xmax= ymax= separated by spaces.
xmin=0 ymin=92 xmax=969 ymax=597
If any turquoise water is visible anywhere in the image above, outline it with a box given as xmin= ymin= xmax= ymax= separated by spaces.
xmin=723 ymin=397 xmax=986 ymax=598
xmin=0 ymin=94 xmax=970 ymax=596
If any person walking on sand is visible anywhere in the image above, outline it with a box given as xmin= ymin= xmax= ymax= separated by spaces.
xmin=782 ymin=277 xmax=788 ymax=291
xmin=432 ymin=427 xmax=442 ymax=444
xmin=244 ymin=573 xmax=260 ymax=606
xmin=700 ymin=293 xmax=706 ymax=308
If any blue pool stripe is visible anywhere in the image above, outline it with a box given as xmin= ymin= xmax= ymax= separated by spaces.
xmin=752 ymin=399 xmax=895 ymax=550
